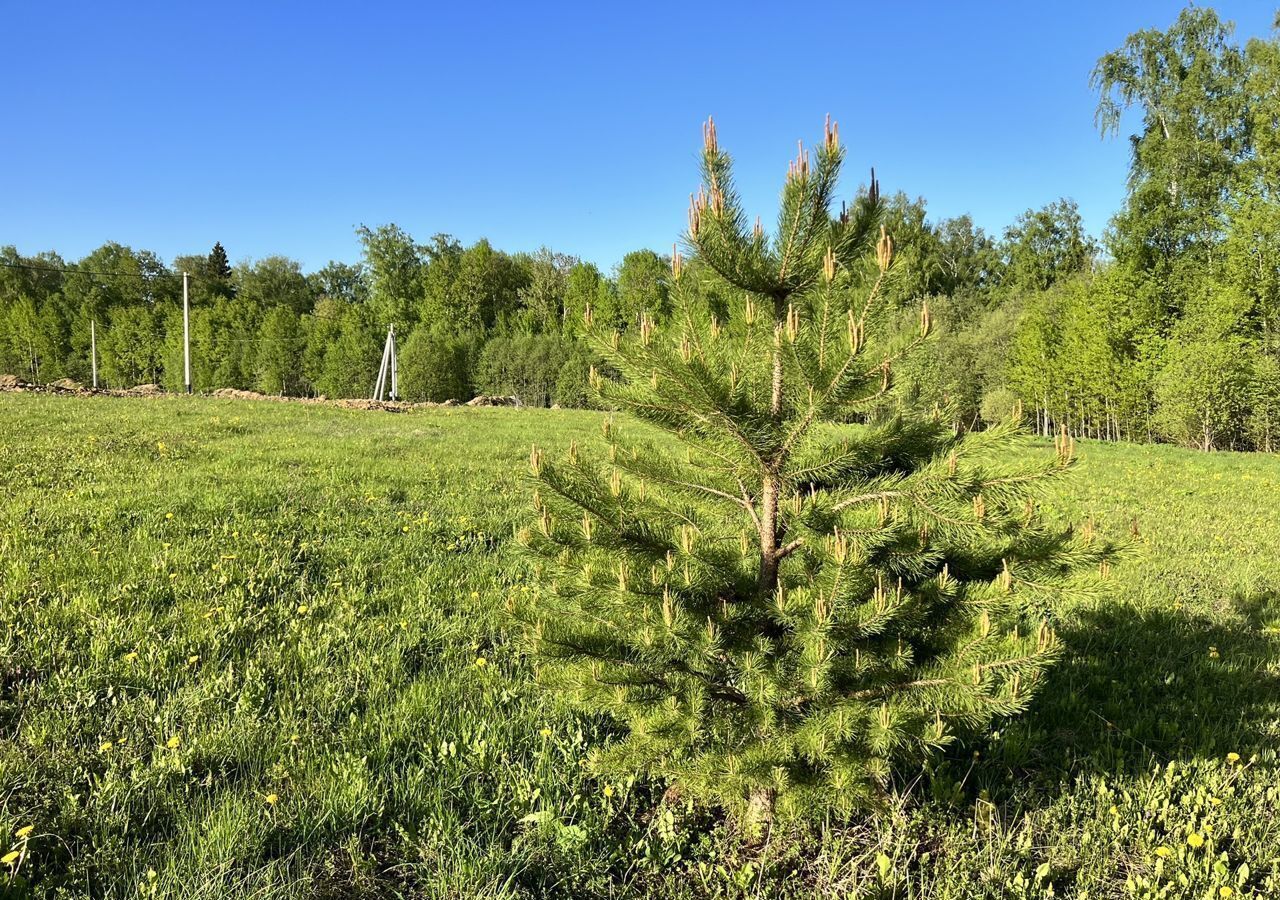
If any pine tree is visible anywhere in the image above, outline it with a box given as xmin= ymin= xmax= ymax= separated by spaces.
xmin=517 ymin=118 xmax=1114 ymax=830
xmin=208 ymin=242 xmax=232 ymax=282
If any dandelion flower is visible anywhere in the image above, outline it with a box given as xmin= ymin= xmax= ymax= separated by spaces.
xmin=603 ymin=785 xmax=614 ymax=798
xmin=474 ymin=657 xmax=487 ymax=667
xmin=166 ymin=736 xmax=182 ymax=750
xmin=1226 ymin=752 xmax=1240 ymax=764
xmin=297 ymin=604 xmax=309 ymax=615
xmin=123 ymin=652 xmax=138 ymax=662
xmin=187 ymin=655 xmax=200 ymax=665
xmin=14 ymin=826 xmax=33 ymax=839
xmin=100 ymin=741 xmax=114 ymax=752
xmin=1220 ymin=888 xmax=1234 ymax=898
xmin=166 ymin=512 xmax=174 ymax=520
xmin=1187 ymin=832 xmax=1205 ymax=848
xmin=540 ymin=728 xmax=552 ymax=738
xmin=2 ymin=850 xmax=19 ymax=865
xmin=265 ymin=793 xmax=279 ymax=805
xmin=1154 ymin=846 xmax=1172 ymax=858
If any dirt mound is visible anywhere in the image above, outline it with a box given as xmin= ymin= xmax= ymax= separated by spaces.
xmin=335 ymin=399 xmax=409 ymax=412
xmin=0 ymin=374 xmax=30 ymax=391
xmin=212 ymin=388 xmax=268 ymax=401
xmin=125 ymin=383 xmax=165 ymax=396
xmin=48 ymin=378 xmax=86 ymax=393
xmin=467 ymin=395 xmax=521 ymax=407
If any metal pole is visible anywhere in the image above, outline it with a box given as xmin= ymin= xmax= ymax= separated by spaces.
xmin=90 ymin=320 xmax=98 ymax=389
xmin=182 ymin=272 xmax=192 ymax=394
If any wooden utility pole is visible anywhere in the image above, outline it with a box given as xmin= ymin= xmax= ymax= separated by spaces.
xmin=182 ymin=271 xmax=192 ymax=394
xmin=90 ymin=320 xmax=98 ymax=389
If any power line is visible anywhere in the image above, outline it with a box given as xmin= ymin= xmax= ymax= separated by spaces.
xmin=0 ymin=259 xmax=201 ymax=282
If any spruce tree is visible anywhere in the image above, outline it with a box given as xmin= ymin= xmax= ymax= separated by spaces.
xmin=518 ymin=118 xmax=1114 ymax=829
xmin=208 ymin=242 xmax=232 ymax=281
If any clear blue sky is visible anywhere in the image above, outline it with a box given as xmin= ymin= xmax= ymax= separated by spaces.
xmin=2 ymin=1 xmax=1276 ymax=273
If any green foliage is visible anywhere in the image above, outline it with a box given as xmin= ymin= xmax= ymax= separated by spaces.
xmin=234 ymin=257 xmax=312 ymax=316
xmin=1092 ymin=6 xmax=1248 ymax=269
xmin=614 ymin=249 xmax=671 ymax=329
xmin=102 ymin=304 xmax=166 ymax=386
xmin=315 ymin=305 xmax=381 ymax=399
xmin=1000 ymin=199 xmax=1095 ymax=293
xmin=255 ymin=306 xmax=305 ymax=396
xmin=207 ymin=241 xmax=232 ymax=283
xmin=400 ymin=329 xmax=473 ymax=402
xmin=517 ymin=120 xmax=1113 ymax=826
xmin=357 ymin=223 xmax=423 ymax=329
xmin=1154 ymin=335 xmax=1253 ymax=450
xmin=474 ymin=334 xmax=570 ymax=407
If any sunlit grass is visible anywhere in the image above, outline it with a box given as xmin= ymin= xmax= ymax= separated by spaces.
xmin=1 ymin=395 xmax=1277 ymax=898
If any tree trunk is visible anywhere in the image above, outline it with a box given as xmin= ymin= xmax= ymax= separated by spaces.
xmin=743 ymin=785 xmax=776 ymax=842
xmin=758 ymin=312 xmax=786 ymax=595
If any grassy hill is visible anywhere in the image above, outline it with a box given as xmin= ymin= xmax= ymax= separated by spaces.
xmin=1 ymin=394 xmax=1277 ymax=898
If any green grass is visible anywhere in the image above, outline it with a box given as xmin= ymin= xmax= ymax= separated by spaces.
xmin=1 ymin=394 xmax=1277 ymax=899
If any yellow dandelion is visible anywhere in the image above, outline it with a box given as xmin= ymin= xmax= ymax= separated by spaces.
xmin=123 ymin=651 xmax=138 ymax=662
xmin=1187 ymin=832 xmax=1204 ymax=848
xmin=166 ymin=736 xmax=181 ymax=750
xmin=265 ymin=793 xmax=279 ymax=805
xmin=474 ymin=657 xmax=487 ymax=667
xmin=1210 ymin=797 xmax=1222 ymax=806
xmin=1220 ymin=888 xmax=1234 ymax=898
xmin=401 ymin=525 xmax=410 ymax=533
xmin=603 ymin=784 xmax=614 ymax=798
xmin=187 ymin=655 xmax=200 ymax=665
xmin=1 ymin=850 xmax=19 ymax=865
xmin=296 ymin=604 xmax=309 ymax=615
xmin=540 ymin=728 xmax=552 ymax=738
xmin=14 ymin=825 xmax=33 ymax=839
xmin=100 ymin=741 xmax=114 ymax=752
xmin=1226 ymin=752 xmax=1240 ymax=764
xmin=166 ymin=512 xmax=174 ymax=520
xmin=1154 ymin=846 xmax=1172 ymax=858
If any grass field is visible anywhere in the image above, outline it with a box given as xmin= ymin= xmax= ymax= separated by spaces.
xmin=1 ymin=394 xmax=1278 ymax=899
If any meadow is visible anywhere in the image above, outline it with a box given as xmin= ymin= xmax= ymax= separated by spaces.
xmin=0 ymin=394 xmax=1277 ymax=899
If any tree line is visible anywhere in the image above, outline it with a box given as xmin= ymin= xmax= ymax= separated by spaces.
xmin=3 ymin=6 xmax=1278 ymax=450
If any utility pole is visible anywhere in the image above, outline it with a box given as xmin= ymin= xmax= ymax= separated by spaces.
xmin=371 ymin=324 xmax=398 ymax=401
xmin=90 ymin=320 xmax=98 ymax=389
xmin=389 ymin=324 xmax=398 ymax=401
xmin=182 ymin=271 xmax=192 ymax=394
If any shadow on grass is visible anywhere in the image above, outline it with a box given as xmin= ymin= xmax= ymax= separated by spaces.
xmin=953 ymin=592 xmax=1280 ymax=802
